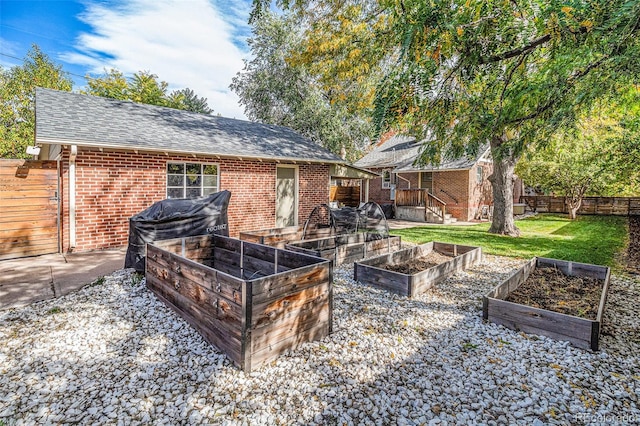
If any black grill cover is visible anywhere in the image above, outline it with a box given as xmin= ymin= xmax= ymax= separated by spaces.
xmin=124 ymin=190 xmax=231 ymax=272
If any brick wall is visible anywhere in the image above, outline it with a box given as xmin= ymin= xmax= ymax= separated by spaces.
xmin=367 ymin=168 xmax=391 ymax=205
xmin=432 ymin=170 xmax=470 ymax=220
xmin=468 ymin=163 xmax=494 ymax=221
xmin=299 ymin=164 xmax=331 ymax=221
xmin=60 ymin=147 xmax=330 ymax=252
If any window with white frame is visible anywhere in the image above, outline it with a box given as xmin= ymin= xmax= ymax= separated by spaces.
xmin=166 ymin=162 xmax=219 ymax=199
xmin=382 ymin=169 xmax=392 ymax=189
xmin=476 ymin=166 xmax=483 ymax=184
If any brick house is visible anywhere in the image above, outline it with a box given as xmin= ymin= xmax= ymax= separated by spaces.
xmin=354 ymin=135 xmax=495 ymax=222
xmin=34 ymin=88 xmax=350 ymax=254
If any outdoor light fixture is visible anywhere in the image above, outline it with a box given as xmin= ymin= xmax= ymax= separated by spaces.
xmin=26 ymin=146 xmax=41 ymax=156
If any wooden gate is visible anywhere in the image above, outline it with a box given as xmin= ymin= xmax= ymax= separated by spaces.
xmin=0 ymin=159 xmax=59 ymax=260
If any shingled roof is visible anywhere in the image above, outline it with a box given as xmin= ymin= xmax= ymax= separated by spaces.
xmin=354 ymin=135 xmax=490 ymax=172
xmin=35 ymin=88 xmax=343 ymax=164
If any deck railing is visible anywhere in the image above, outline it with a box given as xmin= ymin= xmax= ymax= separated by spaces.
xmin=396 ymin=189 xmax=447 ymax=220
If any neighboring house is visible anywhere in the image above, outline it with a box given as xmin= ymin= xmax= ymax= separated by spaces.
xmin=31 ymin=88 xmax=362 ymax=255
xmin=354 ymin=135 xmax=496 ymax=222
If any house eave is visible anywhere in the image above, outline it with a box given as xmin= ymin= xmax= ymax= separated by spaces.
xmin=394 ymin=166 xmax=474 ymax=173
xmin=36 ymin=137 xmax=345 ymax=165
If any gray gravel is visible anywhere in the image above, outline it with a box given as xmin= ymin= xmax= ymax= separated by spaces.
xmin=1 ymin=255 xmax=639 ymax=425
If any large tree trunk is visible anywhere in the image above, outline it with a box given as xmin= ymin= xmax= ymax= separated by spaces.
xmin=488 ymin=141 xmax=520 ymax=237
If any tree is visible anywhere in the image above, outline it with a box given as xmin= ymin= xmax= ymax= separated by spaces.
xmin=0 ymin=44 xmax=73 ymax=158
xmin=252 ymin=0 xmax=640 ymax=236
xmin=84 ymin=70 xmax=213 ymax=114
xmin=83 ymin=68 xmax=128 ymax=100
xmin=517 ymin=93 xmax=640 ymax=219
xmin=231 ymin=11 xmax=374 ymax=160
xmin=169 ymin=88 xmax=213 ymax=114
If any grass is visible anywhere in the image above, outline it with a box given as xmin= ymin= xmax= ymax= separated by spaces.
xmin=392 ymin=214 xmax=628 ymax=267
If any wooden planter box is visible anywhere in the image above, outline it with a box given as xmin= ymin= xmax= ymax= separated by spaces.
xmin=285 ymin=234 xmax=402 ymax=266
xmin=482 ymin=257 xmax=611 ymax=351
xmin=354 ymin=242 xmax=482 ymax=297
xmin=145 ymin=235 xmax=332 ymax=371
xmin=239 ymin=225 xmax=334 ymax=249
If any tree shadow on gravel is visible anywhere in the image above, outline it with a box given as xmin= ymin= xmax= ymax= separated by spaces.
xmin=295 ymin=259 xmax=640 ymax=426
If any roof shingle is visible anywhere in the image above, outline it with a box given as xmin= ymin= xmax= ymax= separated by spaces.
xmin=35 ymin=88 xmax=343 ymax=164
xmin=354 ymin=135 xmax=489 ymax=172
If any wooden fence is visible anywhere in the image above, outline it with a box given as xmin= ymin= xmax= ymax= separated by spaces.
xmin=0 ymin=159 xmax=59 ymax=260
xmin=520 ymin=196 xmax=640 ymax=216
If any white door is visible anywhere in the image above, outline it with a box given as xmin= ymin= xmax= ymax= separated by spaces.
xmin=276 ymin=166 xmax=297 ymax=227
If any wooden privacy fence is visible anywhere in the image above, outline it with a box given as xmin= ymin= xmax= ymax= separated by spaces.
xmin=521 ymin=196 xmax=640 ymax=216
xmin=0 ymin=159 xmax=59 ymax=260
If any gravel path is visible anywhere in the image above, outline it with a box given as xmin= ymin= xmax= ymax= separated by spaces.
xmin=1 ymin=255 xmax=639 ymax=425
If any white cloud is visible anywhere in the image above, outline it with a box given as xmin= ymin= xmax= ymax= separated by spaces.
xmin=61 ymin=0 xmax=250 ymax=119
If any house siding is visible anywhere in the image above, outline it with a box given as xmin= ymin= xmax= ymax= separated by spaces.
xmin=59 ymin=147 xmax=329 ymax=252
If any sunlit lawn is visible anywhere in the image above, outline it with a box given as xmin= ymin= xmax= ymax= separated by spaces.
xmin=392 ymin=214 xmax=628 ymax=267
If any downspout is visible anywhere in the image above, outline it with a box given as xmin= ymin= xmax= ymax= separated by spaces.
xmin=364 ymin=179 xmax=369 ymax=203
xmin=69 ymin=145 xmax=77 ymax=249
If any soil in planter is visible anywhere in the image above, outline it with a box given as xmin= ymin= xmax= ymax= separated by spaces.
xmin=505 ymin=267 xmax=603 ymax=319
xmin=384 ymin=251 xmax=453 ymax=275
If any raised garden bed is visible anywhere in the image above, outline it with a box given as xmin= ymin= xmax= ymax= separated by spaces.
xmin=483 ymin=257 xmax=611 ymax=351
xmin=145 ymin=234 xmax=332 ymax=371
xmin=239 ymin=225 xmax=334 ymax=249
xmin=285 ymin=233 xmax=402 ymax=266
xmin=354 ymin=242 xmax=482 ymax=297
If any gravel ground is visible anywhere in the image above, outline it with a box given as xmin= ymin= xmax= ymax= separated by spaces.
xmin=1 ymin=255 xmax=639 ymax=425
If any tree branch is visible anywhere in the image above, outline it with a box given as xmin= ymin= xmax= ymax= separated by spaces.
xmin=507 ymin=56 xmax=608 ymax=125
xmin=478 ymin=26 xmax=591 ymax=65
xmin=478 ymin=34 xmax=551 ymax=64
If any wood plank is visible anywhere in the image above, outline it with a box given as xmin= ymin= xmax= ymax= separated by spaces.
xmin=536 ymin=257 xmax=609 ymax=280
xmin=251 ymin=263 xmax=331 ymax=302
xmin=1 ymin=209 xmax=58 ymax=222
xmin=0 ymin=188 xmax=61 ymax=199
xmin=250 ymin=304 xmax=330 ymax=353
xmin=0 ymin=241 xmax=58 ymax=261
xmin=213 ymin=235 xmax=242 ymax=252
xmin=0 ymin=227 xmax=58 ymax=241
xmin=354 ymin=263 xmax=411 ymax=295
xmin=249 ymin=322 xmax=330 ymax=371
xmin=0 ymin=180 xmax=58 ymax=190
xmin=251 ymin=282 xmax=330 ymax=326
xmin=487 ymin=297 xmax=594 ymax=336
xmin=147 ymin=244 xmax=244 ymax=305
xmin=0 ymin=236 xmax=57 ymax=249
xmin=145 ymin=260 xmax=244 ymax=327
xmin=146 ymin=272 xmax=243 ymax=341
xmin=486 ymin=298 xmax=594 ymax=350
xmin=146 ymin=279 xmax=243 ymax=366
xmin=0 ymin=218 xmax=58 ymax=232
xmin=0 ymin=198 xmax=57 ymax=208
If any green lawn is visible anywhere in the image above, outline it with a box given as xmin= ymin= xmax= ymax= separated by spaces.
xmin=391 ymin=214 xmax=628 ymax=267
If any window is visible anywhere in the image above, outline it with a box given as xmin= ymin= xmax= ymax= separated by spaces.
xmin=382 ymin=170 xmax=392 ymax=189
xmin=166 ymin=162 xmax=219 ymax=198
xmin=421 ymin=172 xmax=433 ymax=193
xmin=476 ymin=166 xmax=483 ymax=184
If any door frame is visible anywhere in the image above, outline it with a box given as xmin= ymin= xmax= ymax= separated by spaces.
xmin=275 ymin=164 xmax=299 ymax=227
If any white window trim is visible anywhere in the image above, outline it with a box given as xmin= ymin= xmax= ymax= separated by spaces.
xmin=166 ymin=161 xmax=220 ymax=199
xmin=382 ymin=169 xmax=393 ymax=189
